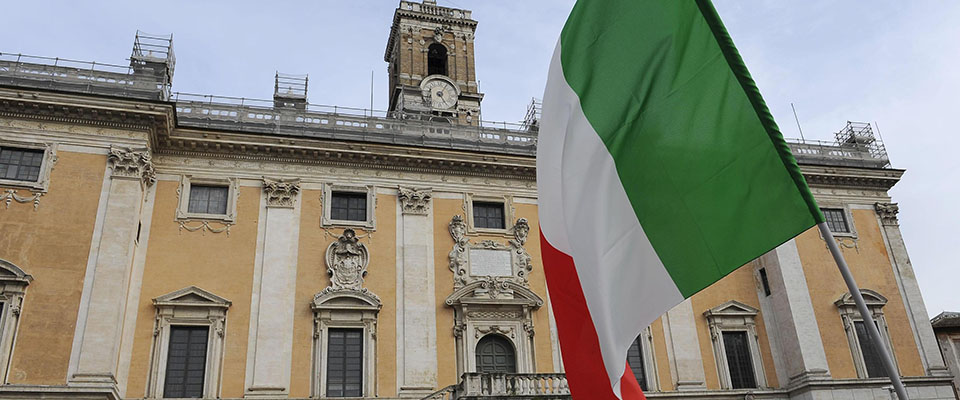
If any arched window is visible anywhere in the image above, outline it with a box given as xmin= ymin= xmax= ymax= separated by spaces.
xmin=428 ymin=43 xmax=448 ymax=76
xmin=475 ymin=335 xmax=516 ymax=373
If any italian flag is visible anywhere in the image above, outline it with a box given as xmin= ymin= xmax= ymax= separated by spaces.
xmin=537 ymin=1 xmax=824 ymax=398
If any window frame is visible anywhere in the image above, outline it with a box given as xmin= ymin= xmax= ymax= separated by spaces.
xmin=146 ymin=286 xmax=230 ymax=399
xmin=0 ymin=141 xmax=57 ymax=192
xmin=464 ymin=193 xmax=515 ymax=235
xmin=325 ymin=328 xmax=365 ymax=397
xmin=835 ymin=289 xmax=898 ymax=379
xmin=176 ymin=175 xmax=239 ymax=223
xmin=626 ymin=326 xmax=660 ymax=392
xmin=311 ymin=291 xmax=380 ymax=398
xmin=819 ymin=205 xmax=858 ymax=238
xmin=704 ymin=300 xmax=767 ymax=390
xmin=0 ymin=259 xmax=32 ymax=385
xmin=321 ymin=183 xmax=376 ymax=230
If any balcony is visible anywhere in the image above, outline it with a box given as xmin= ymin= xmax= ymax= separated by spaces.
xmin=423 ymin=373 xmax=571 ymax=400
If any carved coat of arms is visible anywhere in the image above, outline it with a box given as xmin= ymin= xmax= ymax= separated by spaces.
xmin=325 ymin=229 xmax=369 ymax=290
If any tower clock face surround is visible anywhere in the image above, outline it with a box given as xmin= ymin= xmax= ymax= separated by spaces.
xmin=422 ymin=77 xmax=458 ymax=110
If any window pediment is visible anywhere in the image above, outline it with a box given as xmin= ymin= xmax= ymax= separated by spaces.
xmin=704 ymin=300 xmax=759 ymax=319
xmin=152 ymin=286 xmax=231 ymax=309
xmin=312 ymin=287 xmax=382 ymax=311
xmin=835 ymin=289 xmax=887 ymax=308
xmin=445 ymin=279 xmax=543 ymax=308
xmin=0 ymin=259 xmax=33 ymax=285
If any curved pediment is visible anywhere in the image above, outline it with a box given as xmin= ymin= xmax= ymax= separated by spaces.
xmin=445 ymin=279 xmax=543 ymax=308
xmin=0 ymin=259 xmax=33 ymax=284
xmin=312 ymin=287 xmax=382 ymax=311
xmin=704 ymin=300 xmax=759 ymax=318
xmin=835 ymin=289 xmax=887 ymax=308
xmin=153 ymin=286 xmax=231 ymax=309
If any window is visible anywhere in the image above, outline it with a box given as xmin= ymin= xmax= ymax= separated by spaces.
xmin=853 ymin=321 xmax=889 ymax=378
xmin=187 ymin=185 xmax=229 ymax=215
xmin=331 ymin=192 xmax=367 ymax=222
xmin=835 ymin=289 xmax=897 ymax=379
xmin=627 ymin=336 xmax=648 ymax=390
xmin=147 ymin=287 xmax=230 ymax=399
xmin=704 ymin=301 xmax=767 ymax=389
xmin=326 ymin=328 xmax=363 ymax=397
xmin=476 ymin=335 xmax=516 ymax=373
xmin=823 ymin=208 xmax=850 ymax=233
xmin=428 ymin=43 xmax=448 ymax=76
xmin=0 ymin=147 xmax=43 ymax=182
xmin=723 ymin=331 xmax=758 ymax=389
xmin=758 ymin=268 xmax=772 ymax=297
xmin=0 ymin=259 xmax=32 ymax=384
xmin=163 ymin=326 xmax=209 ymax=398
xmin=474 ymin=202 xmax=505 ymax=229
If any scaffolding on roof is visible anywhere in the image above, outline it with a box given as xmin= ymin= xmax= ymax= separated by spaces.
xmin=274 ymin=72 xmax=309 ymax=109
xmin=521 ymin=97 xmax=542 ymax=132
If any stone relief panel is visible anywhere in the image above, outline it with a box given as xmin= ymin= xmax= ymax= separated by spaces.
xmin=448 ymin=215 xmax=532 ymax=290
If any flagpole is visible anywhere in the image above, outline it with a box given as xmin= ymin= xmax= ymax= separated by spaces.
xmin=818 ymin=222 xmax=910 ymax=400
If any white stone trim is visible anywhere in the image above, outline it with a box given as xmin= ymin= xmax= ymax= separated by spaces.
xmin=0 ymin=260 xmax=32 ymax=384
xmin=463 ymin=192 xmax=515 ymax=236
xmin=311 ymin=289 xmax=381 ymax=398
xmin=0 ymin=139 xmax=58 ymax=193
xmin=835 ymin=289 xmax=900 ymax=379
xmin=662 ymin=299 xmax=707 ymax=391
xmin=321 ymin=182 xmax=377 ymax=230
xmin=175 ymin=175 xmax=239 ymax=223
xmin=145 ymin=286 xmax=231 ymax=399
xmin=704 ymin=301 xmax=767 ymax=390
xmin=633 ymin=326 xmax=660 ymax=392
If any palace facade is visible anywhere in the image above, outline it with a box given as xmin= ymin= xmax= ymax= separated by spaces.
xmin=0 ymin=1 xmax=954 ymax=399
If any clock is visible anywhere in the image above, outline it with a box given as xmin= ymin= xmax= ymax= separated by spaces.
xmin=422 ymin=78 xmax=458 ymax=110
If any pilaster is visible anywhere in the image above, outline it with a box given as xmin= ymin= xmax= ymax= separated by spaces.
xmin=757 ymin=239 xmax=831 ymax=384
xmin=396 ymin=187 xmax=438 ymax=397
xmin=662 ymin=299 xmax=706 ymax=391
xmin=244 ymin=178 xmax=302 ymax=398
xmin=875 ymin=203 xmax=950 ymax=376
xmin=70 ymin=147 xmax=154 ymax=389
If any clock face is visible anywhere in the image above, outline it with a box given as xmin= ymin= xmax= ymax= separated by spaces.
xmin=423 ymin=78 xmax=458 ymax=109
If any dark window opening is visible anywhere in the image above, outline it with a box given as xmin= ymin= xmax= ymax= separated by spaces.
xmin=163 ymin=326 xmax=208 ymax=398
xmin=759 ymin=268 xmax=771 ymax=297
xmin=0 ymin=146 xmax=44 ymax=182
xmin=428 ymin=43 xmax=448 ymax=76
xmin=476 ymin=335 xmax=516 ymax=373
xmin=722 ymin=331 xmax=757 ymax=389
xmin=473 ymin=201 xmax=505 ymax=229
xmin=626 ymin=335 xmax=648 ymax=391
xmin=188 ymin=185 xmax=229 ymax=215
xmin=822 ymin=208 xmax=850 ymax=233
xmin=331 ymin=192 xmax=367 ymax=222
xmin=326 ymin=328 xmax=363 ymax=397
xmin=854 ymin=320 xmax=889 ymax=378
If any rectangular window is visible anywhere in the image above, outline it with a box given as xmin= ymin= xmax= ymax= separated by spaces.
xmin=474 ymin=201 xmax=505 ymax=229
xmin=854 ymin=321 xmax=889 ymax=378
xmin=822 ymin=208 xmax=850 ymax=233
xmin=759 ymin=268 xmax=772 ymax=297
xmin=722 ymin=331 xmax=757 ymax=389
xmin=327 ymin=328 xmax=363 ymax=397
xmin=163 ymin=326 xmax=209 ymax=398
xmin=188 ymin=185 xmax=229 ymax=215
xmin=626 ymin=336 xmax=648 ymax=391
xmin=331 ymin=192 xmax=367 ymax=222
xmin=0 ymin=147 xmax=44 ymax=182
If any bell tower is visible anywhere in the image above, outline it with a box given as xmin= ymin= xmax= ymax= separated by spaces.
xmin=384 ymin=0 xmax=483 ymax=125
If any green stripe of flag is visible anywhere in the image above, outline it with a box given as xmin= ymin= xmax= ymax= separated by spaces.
xmin=558 ymin=0 xmax=824 ymax=297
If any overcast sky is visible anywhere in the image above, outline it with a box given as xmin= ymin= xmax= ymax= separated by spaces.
xmin=2 ymin=1 xmax=957 ymax=317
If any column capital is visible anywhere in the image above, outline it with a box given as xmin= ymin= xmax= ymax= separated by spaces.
xmin=262 ymin=178 xmax=301 ymax=208
xmin=398 ymin=186 xmax=432 ymax=215
xmin=875 ymin=202 xmax=900 ymax=226
xmin=107 ymin=146 xmax=155 ymax=186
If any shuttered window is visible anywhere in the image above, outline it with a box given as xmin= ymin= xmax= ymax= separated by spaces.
xmin=188 ymin=185 xmax=229 ymax=215
xmin=854 ymin=321 xmax=889 ymax=378
xmin=626 ymin=335 xmax=648 ymax=391
xmin=331 ymin=192 xmax=367 ymax=222
xmin=327 ymin=328 xmax=363 ymax=397
xmin=473 ymin=202 xmax=505 ymax=229
xmin=722 ymin=331 xmax=757 ymax=389
xmin=163 ymin=326 xmax=208 ymax=398
xmin=0 ymin=147 xmax=44 ymax=182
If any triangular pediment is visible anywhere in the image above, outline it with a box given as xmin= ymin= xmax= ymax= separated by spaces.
xmin=0 ymin=259 xmax=33 ymax=284
xmin=704 ymin=300 xmax=758 ymax=317
xmin=153 ymin=286 xmax=231 ymax=308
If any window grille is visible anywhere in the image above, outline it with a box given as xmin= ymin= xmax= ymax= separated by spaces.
xmin=722 ymin=331 xmax=757 ymax=389
xmin=188 ymin=185 xmax=229 ymax=215
xmin=331 ymin=192 xmax=367 ymax=222
xmin=163 ymin=326 xmax=209 ymax=398
xmin=0 ymin=147 xmax=44 ymax=182
xmin=473 ymin=202 xmax=505 ymax=229
xmin=822 ymin=208 xmax=850 ymax=233
xmin=326 ymin=328 xmax=363 ymax=397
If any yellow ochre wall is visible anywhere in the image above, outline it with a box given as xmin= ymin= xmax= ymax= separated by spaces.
xmin=126 ymin=182 xmax=261 ymax=397
xmin=795 ymin=209 xmax=924 ymax=379
xmin=433 ymin=199 xmax=554 ymax=389
xmin=289 ymin=191 xmax=397 ymax=397
xmin=1 ymin=151 xmax=105 ymax=385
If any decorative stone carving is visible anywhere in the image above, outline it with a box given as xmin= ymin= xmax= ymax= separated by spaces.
xmin=325 ymin=229 xmax=369 ymax=291
xmin=875 ymin=202 xmax=899 ymax=226
xmin=0 ymin=189 xmax=42 ymax=210
xmin=448 ymin=215 xmax=533 ymax=289
xmin=398 ymin=186 xmax=432 ymax=215
xmin=263 ymin=178 xmax=300 ymax=208
xmin=107 ymin=146 xmax=155 ymax=186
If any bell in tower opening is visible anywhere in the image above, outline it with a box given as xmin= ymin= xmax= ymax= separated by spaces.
xmin=384 ymin=0 xmax=484 ymax=125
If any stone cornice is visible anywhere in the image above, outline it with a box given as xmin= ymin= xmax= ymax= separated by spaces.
xmin=800 ymin=164 xmax=903 ymax=191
